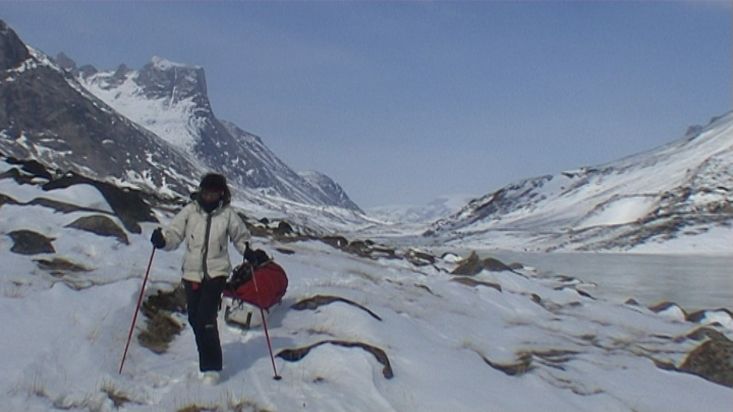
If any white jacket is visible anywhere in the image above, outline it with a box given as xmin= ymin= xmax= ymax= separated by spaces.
xmin=162 ymin=202 xmax=250 ymax=282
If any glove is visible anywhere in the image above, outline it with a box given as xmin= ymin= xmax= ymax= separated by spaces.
xmin=150 ymin=228 xmax=166 ymax=249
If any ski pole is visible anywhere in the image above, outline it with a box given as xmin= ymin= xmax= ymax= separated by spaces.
xmin=251 ymin=263 xmax=282 ymax=380
xmin=119 ymin=246 xmax=156 ymax=374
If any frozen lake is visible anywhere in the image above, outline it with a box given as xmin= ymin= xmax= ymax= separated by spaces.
xmin=474 ymin=250 xmax=733 ymax=312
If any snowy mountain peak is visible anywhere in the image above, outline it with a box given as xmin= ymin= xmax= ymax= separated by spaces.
xmin=72 ymin=51 xmax=360 ymax=211
xmin=299 ymin=170 xmax=363 ymax=212
xmin=150 ymin=55 xmax=199 ymax=71
xmin=138 ymin=56 xmax=207 ymax=104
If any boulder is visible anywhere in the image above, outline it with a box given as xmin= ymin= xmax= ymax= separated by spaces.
xmin=275 ymin=221 xmax=294 ymax=236
xmin=405 ymin=249 xmax=436 ymax=266
xmin=680 ymin=332 xmax=733 ymax=388
xmin=452 ymin=251 xmax=513 ymax=275
xmin=321 ymin=235 xmax=349 ymax=249
xmin=65 ymin=215 xmax=129 ymax=244
xmin=8 ymin=230 xmax=54 ymax=255
xmin=451 ymin=251 xmax=483 ymax=275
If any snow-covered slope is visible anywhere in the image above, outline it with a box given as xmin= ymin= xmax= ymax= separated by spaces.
xmin=1 ymin=153 xmax=732 ymax=411
xmin=73 ymin=54 xmax=360 ymax=211
xmin=427 ymin=112 xmax=733 ymax=253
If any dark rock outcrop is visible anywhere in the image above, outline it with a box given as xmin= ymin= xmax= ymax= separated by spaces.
xmin=278 ymin=340 xmax=393 ymax=379
xmin=65 ymin=215 xmax=129 ymax=244
xmin=451 ymin=251 xmax=512 ymax=276
xmin=35 ymin=257 xmax=91 ymax=276
xmin=680 ymin=332 xmax=733 ymax=388
xmin=44 ymin=174 xmax=157 ymax=233
xmin=0 ymin=20 xmax=30 ymax=71
xmin=478 ymin=352 xmax=533 ymax=376
xmin=292 ymin=295 xmax=382 ymax=321
xmin=275 ymin=221 xmax=294 ymax=236
xmin=8 ymin=230 xmax=54 ymax=255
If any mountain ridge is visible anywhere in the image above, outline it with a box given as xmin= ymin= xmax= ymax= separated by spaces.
xmin=426 ymin=112 xmax=733 ymax=252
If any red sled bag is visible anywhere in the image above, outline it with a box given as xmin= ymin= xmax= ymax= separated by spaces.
xmin=224 ymin=261 xmax=288 ymax=310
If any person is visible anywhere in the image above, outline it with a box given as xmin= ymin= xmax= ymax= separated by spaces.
xmin=150 ymin=173 xmax=251 ymax=384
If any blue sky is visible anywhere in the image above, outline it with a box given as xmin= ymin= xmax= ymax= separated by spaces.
xmin=3 ymin=2 xmax=731 ymax=208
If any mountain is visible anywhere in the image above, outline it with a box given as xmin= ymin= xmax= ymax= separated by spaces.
xmin=427 ymin=112 xmax=733 ymax=253
xmin=368 ymin=194 xmax=475 ymax=224
xmin=0 ymin=20 xmax=200 ymax=197
xmin=298 ymin=170 xmax=361 ymax=211
xmin=72 ymin=53 xmax=361 ymax=211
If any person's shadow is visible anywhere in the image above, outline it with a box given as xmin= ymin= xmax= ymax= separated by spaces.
xmin=222 ymin=335 xmax=293 ymax=381
xmin=220 ymin=299 xmax=297 ymax=381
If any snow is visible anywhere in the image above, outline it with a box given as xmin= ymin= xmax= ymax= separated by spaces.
xmin=576 ymin=195 xmax=658 ymax=229
xmin=150 ymin=56 xmax=200 ymax=71
xmin=79 ymin=70 xmax=201 ymax=152
xmin=1 ymin=173 xmax=732 ymax=411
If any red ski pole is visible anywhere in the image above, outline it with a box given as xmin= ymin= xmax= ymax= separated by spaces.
xmin=251 ymin=263 xmax=282 ymax=380
xmin=119 ymin=246 xmax=156 ymax=374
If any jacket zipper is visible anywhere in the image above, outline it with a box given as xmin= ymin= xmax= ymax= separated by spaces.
xmin=202 ymin=213 xmax=213 ymax=280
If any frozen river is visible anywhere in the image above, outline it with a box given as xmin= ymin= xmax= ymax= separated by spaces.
xmin=473 ymin=250 xmax=733 ymax=312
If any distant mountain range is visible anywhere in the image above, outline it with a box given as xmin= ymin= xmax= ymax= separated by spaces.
xmin=0 ymin=19 xmax=361 ymax=212
xmin=426 ymin=112 xmax=733 ymax=252
xmin=368 ymin=194 xmax=475 ymax=224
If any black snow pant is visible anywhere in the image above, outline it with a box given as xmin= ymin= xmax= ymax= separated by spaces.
xmin=184 ymin=276 xmax=226 ymax=372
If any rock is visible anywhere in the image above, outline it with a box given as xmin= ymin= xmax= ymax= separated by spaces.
xmin=451 ymin=251 xmax=483 ymax=276
xmin=292 ymin=295 xmax=382 ymax=321
xmin=405 ymin=249 xmax=436 ymax=266
xmin=480 ymin=352 xmax=533 ymax=376
xmin=0 ymin=193 xmax=18 ymax=208
xmin=625 ymin=298 xmax=640 ymax=306
xmin=275 ymin=221 xmax=294 ymax=236
xmin=8 ymin=230 xmax=54 ymax=255
xmin=43 ymin=174 xmax=158 ymax=233
xmin=451 ymin=276 xmax=502 ymax=292
xmin=441 ymin=252 xmax=462 ymax=263
xmin=278 ymin=340 xmax=393 ymax=379
xmin=320 ymin=235 xmax=348 ymax=249
xmin=679 ymin=332 xmax=733 ymax=388
xmin=344 ymin=240 xmax=372 ymax=257
xmin=451 ymin=252 xmax=513 ymax=275
xmin=482 ymin=257 xmax=512 ymax=272
xmin=35 ymin=257 xmax=91 ymax=276
xmin=686 ymin=308 xmax=733 ymax=323
xmin=65 ymin=215 xmax=129 ymax=244
xmin=0 ymin=19 xmax=30 ymax=71
xmin=649 ymin=301 xmax=687 ymax=318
